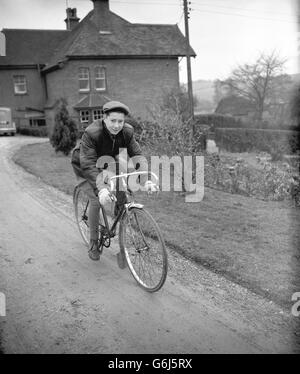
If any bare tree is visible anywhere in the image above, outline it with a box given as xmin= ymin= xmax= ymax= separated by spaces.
xmin=224 ymin=52 xmax=287 ymax=123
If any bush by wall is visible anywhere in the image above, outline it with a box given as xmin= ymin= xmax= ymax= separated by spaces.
xmin=127 ymin=116 xmax=207 ymax=153
xmin=50 ymin=98 xmax=78 ymax=156
xmin=215 ymin=128 xmax=300 ymax=157
xmin=17 ymin=126 xmax=48 ymax=137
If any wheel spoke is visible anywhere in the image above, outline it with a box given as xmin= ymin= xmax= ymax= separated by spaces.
xmin=120 ymin=208 xmax=167 ymax=292
xmin=75 ymin=189 xmax=90 ymax=246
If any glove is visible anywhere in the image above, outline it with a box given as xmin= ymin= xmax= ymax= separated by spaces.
xmin=98 ymin=188 xmax=114 ymax=206
xmin=144 ymin=181 xmax=159 ymax=193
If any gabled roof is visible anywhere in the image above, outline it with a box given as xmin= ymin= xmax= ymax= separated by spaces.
xmin=0 ymin=6 xmax=195 ymax=69
xmin=74 ymin=93 xmax=112 ymax=109
xmin=0 ymin=29 xmax=69 ymax=66
xmin=44 ymin=10 xmax=195 ymax=71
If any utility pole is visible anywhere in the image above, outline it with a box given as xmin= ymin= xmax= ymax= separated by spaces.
xmin=298 ymin=0 xmax=300 ymax=72
xmin=183 ymin=0 xmax=194 ymax=131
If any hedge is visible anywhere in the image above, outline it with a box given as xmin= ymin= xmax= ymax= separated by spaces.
xmin=194 ymin=113 xmax=300 ymax=131
xmin=17 ymin=126 xmax=49 ymax=137
xmin=194 ymin=113 xmax=243 ymax=129
xmin=215 ymin=128 xmax=300 ymax=157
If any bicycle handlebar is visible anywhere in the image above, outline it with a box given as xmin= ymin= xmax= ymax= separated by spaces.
xmin=108 ymin=171 xmax=158 ymax=191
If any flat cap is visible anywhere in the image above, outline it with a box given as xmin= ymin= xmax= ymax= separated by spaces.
xmin=103 ymin=101 xmax=130 ymax=115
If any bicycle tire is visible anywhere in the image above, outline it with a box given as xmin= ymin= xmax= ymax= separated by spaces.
xmin=119 ymin=207 xmax=168 ymax=292
xmin=74 ymin=187 xmax=90 ymax=247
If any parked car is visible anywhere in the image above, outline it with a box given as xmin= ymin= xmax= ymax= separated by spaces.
xmin=0 ymin=107 xmax=16 ymax=136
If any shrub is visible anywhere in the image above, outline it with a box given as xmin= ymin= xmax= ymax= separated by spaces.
xmin=129 ymin=113 xmax=206 ymax=157
xmin=160 ymin=87 xmax=193 ymax=122
xmin=215 ymin=128 xmax=300 ymax=157
xmin=129 ymin=88 xmax=208 ymax=155
xmin=50 ymin=98 xmax=78 ymax=156
xmin=204 ymin=153 xmax=300 ymax=205
xmin=128 ymin=102 xmax=207 ymax=192
xmin=126 ymin=117 xmax=159 ymax=146
xmin=17 ymin=126 xmax=48 ymax=137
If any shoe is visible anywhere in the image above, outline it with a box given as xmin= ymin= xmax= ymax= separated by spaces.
xmin=88 ymin=239 xmax=100 ymax=261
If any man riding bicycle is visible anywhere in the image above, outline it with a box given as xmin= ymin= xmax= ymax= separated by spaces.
xmin=74 ymin=100 xmax=157 ymax=261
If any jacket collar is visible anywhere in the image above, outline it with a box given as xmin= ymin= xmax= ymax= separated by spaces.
xmin=102 ymin=120 xmax=114 ymax=140
xmin=102 ymin=119 xmax=124 ymax=141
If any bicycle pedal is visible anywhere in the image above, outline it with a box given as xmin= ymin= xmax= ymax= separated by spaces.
xmin=102 ymin=236 xmax=110 ymax=248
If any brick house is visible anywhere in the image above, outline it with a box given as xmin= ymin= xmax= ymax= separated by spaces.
xmin=0 ymin=0 xmax=195 ymax=132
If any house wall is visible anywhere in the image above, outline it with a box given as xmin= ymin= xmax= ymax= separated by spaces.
xmin=45 ymin=58 xmax=180 ymax=130
xmin=0 ymin=68 xmax=46 ymax=127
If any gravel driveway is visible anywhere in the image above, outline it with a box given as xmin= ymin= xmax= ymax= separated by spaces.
xmin=0 ymin=135 xmax=298 ymax=353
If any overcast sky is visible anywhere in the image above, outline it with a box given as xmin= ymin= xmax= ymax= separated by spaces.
xmin=0 ymin=0 xmax=298 ymax=82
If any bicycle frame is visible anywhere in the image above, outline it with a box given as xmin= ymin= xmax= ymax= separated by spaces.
xmin=93 ymin=171 xmax=158 ymax=242
xmin=100 ymin=200 xmax=124 ymax=238
xmin=75 ymin=170 xmax=167 ymax=291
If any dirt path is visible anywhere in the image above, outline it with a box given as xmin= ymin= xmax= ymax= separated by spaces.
xmin=0 ymin=135 xmax=298 ymax=353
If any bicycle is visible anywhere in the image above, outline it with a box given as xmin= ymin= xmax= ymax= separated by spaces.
xmin=73 ymin=171 xmax=168 ymax=292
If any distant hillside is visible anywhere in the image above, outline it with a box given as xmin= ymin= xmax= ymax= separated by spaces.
xmin=290 ymin=73 xmax=300 ymax=83
xmin=183 ymin=79 xmax=216 ymax=113
xmin=183 ymin=74 xmax=300 ymax=115
xmin=183 ymin=80 xmax=215 ymax=102
xmin=192 ymin=79 xmax=215 ymax=102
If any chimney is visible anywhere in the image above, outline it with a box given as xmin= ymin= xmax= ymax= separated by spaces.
xmin=64 ymin=8 xmax=80 ymax=31
xmin=91 ymin=0 xmax=111 ymax=32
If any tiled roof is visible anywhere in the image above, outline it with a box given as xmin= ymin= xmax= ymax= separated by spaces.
xmin=55 ymin=12 xmax=195 ymax=58
xmin=74 ymin=93 xmax=112 ymax=109
xmin=0 ymin=7 xmax=195 ymax=68
xmin=0 ymin=29 xmax=69 ymax=65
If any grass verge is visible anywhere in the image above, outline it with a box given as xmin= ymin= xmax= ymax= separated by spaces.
xmin=13 ymin=141 xmax=300 ymax=310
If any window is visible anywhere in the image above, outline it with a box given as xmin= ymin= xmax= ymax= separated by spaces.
xmin=95 ymin=66 xmax=106 ymax=91
xmin=93 ymin=109 xmax=102 ymax=121
xmin=80 ymin=110 xmax=90 ymax=123
xmin=13 ymin=75 xmax=27 ymax=94
xmin=78 ymin=68 xmax=90 ymax=91
xmin=29 ymin=119 xmax=46 ymax=127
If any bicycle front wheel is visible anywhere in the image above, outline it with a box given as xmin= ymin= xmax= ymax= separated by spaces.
xmin=119 ymin=207 xmax=168 ymax=292
xmin=74 ymin=187 xmax=90 ymax=246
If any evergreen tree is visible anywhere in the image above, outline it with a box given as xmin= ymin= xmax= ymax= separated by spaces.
xmin=50 ymin=98 xmax=78 ymax=155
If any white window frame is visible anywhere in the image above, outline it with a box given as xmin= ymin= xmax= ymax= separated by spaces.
xmin=95 ymin=66 xmax=106 ymax=91
xmin=93 ymin=109 xmax=102 ymax=121
xmin=80 ymin=110 xmax=90 ymax=123
xmin=13 ymin=75 xmax=27 ymax=94
xmin=78 ymin=68 xmax=90 ymax=92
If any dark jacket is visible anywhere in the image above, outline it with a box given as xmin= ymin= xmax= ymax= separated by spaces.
xmin=79 ymin=120 xmax=144 ymax=195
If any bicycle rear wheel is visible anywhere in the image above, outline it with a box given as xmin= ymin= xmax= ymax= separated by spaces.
xmin=74 ymin=187 xmax=90 ymax=246
xmin=119 ymin=207 xmax=168 ymax=292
